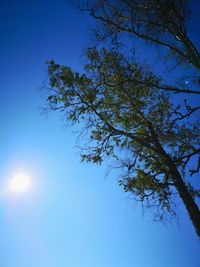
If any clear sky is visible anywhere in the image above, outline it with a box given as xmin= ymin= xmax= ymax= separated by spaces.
xmin=0 ymin=1 xmax=199 ymax=267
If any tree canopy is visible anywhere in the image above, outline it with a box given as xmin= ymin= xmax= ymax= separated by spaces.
xmin=79 ymin=0 xmax=200 ymax=73
xmin=45 ymin=0 xmax=200 ymax=238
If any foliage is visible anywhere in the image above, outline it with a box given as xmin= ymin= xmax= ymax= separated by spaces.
xmin=79 ymin=0 xmax=200 ymax=73
xmin=46 ymin=47 xmax=200 ymax=221
xmin=45 ymin=0 xmax=200 ymax=236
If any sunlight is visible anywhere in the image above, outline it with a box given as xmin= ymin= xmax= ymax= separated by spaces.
xmin=8 ymin=173 xmax=32 ymax=193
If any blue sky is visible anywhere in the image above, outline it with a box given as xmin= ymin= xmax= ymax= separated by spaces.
xmin=0 ymin=1 xmax=199 ymax=266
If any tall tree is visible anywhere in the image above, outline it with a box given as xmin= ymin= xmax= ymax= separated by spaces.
xmin=45 ymin=0 xmax=200 ymax=237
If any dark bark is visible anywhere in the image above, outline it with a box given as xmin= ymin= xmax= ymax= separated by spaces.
xmin=159 ymin=146 xmax=200 ymax=238
xmin=172 ymin=168 xmax=200 ymax=238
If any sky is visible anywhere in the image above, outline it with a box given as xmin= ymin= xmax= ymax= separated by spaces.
xmin=0 ymin=1 xmax=199 ymax=267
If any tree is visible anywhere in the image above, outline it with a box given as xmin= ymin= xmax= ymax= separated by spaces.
xmin=45 ymin=0 xmax=200 ymax=238
xmin=79 ymin=0 xmax=200 ymax=77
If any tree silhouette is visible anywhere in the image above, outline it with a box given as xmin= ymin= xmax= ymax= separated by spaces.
xmin=45 ymin=0 xmax=200 ymax=237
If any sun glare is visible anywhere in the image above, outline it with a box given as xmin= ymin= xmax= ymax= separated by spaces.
xmin=8 ymin=173 xmax=31 ymax=193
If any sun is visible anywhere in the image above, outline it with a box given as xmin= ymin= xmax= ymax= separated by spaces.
xmin=8 ymin=173 xmax=32 ymax=193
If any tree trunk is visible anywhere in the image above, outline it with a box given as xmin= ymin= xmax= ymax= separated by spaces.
xmin=160 ymin=147 xmax=200 ymax=238
xmin=172 ymin=167 xmax=200 ymax=238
